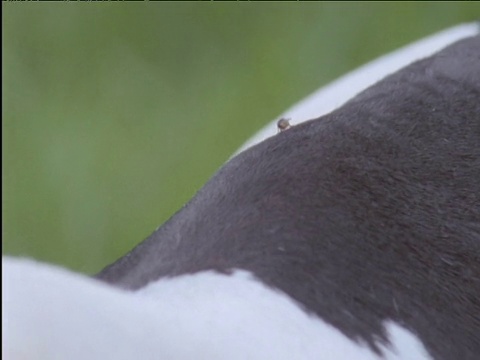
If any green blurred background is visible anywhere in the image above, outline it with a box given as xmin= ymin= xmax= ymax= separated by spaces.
xmin=3 ymin=3 xmax=479 ymax=275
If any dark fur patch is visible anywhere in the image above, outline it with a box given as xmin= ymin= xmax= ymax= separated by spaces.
xmin=97 ymin=37 xmax=480 ymax=360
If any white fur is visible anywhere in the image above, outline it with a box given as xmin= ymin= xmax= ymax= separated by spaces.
xmin=236 ymin=23 xmax=479 ymax=154
xmin=2 ymin=257 xmax=431 ymax=360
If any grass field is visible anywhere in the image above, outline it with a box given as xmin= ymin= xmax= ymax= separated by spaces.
xmin=3 ymin=3 xmax=479 ymax=274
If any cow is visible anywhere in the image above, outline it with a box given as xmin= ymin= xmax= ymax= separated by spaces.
xmin=3 ymin=23 xmax=479 ymax=360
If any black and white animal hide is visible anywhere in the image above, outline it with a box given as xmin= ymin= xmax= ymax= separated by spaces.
xmin=96 ymin=35 xmax=480 ymax=360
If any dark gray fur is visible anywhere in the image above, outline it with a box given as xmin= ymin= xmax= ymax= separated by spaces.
xmin=97 ymin=36 xmax=480 ymax=360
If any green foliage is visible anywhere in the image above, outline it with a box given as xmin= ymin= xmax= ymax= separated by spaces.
xmin=3 ymin=3 xmax=478 ymax=274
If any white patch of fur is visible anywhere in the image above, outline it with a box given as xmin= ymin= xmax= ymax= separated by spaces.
xmin=3 ymin=257 xmax=431 ymax=360
xmin=236 ymin=22 xmax=479 ymax=154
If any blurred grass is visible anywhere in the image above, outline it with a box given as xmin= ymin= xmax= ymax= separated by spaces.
xmin=3 ymin=3 xmax=479 ymax=274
